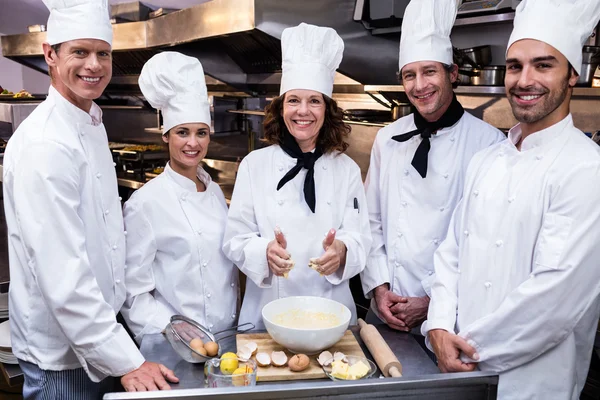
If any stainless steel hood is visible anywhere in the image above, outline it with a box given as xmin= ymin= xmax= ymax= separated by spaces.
xmin=1 ymin=0 xmax=401 ymax=94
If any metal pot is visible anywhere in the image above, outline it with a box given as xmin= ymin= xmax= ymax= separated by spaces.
xmin=457 ymin=66 xmax=476 ymax=86
xmin=471 ymin=66 xmax=505 ymax=86
xmin=391 ymin=103 xmax=412 ymax=120
xmin=578 ymin=46 xmax=600 ymax=87
xmin=582 ymin=46 xmax=600 ymax=63
xmin=460 ymin=45 xmax=492 ymax=68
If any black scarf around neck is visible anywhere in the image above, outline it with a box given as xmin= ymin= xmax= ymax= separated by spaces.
xmin=391 ymin=94 xmax=464 ymax=178
xmin=276 ymin=130 xmax=323 ymax=213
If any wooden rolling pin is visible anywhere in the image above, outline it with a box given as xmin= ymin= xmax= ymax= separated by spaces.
xmin=357 ymin=318 xmax=402 ymax=377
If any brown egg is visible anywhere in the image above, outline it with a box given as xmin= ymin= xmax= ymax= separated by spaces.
xmin=190 ymin=338 xmax=204 ymax=351
xmin=204 ymin=341 xmax=219 ymax=357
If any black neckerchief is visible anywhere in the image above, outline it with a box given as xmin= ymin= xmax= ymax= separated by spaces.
xmin=276 ymin=130 xmax=324 ymax=213
xmin=391 ymin=94 xmax=464 ymax=178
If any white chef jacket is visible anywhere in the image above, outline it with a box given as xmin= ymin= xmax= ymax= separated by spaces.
xmin=2 ymin=86 xmax=144 ymax=381
xmin=223 ymin=145 xmax=372 ymax=329
xmin=361 ymin=112 xmax=504 ymax=314
xmin=422 ymin=115 xmax=600 ymax=400
xmin=121 ymin=162 xmax=238 ymax=342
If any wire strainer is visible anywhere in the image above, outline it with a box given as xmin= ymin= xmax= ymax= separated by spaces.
xmin=165 ymin=315 xmax=254 ymax=363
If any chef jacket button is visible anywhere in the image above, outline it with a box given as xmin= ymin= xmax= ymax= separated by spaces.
xmin=397 ymin=232 xmax=403 ymax=237
xmin=231 ymin=314 xmax=236 ymax=319
xmin=536 ymin=155 xmax=543 ymax=160
xmin=113 ymin=162 xmax=117 ymax=167
xmin=118 ymin=196 xmax=122 ymax=201
xmin=327 ymin=200 xmax=331 ymax=205
xmin=508 ymin=196 xmax=515 ymax=203
xmin=449 ymin=137 xmax=455 ymax=142
xmin=495 ymin=240 xmax=503 ymax=247
xmin=439 ymin=207 xmax=445 ymax=212
xmin=115 ymin=279 xmax=121 ymax=284
xmin=401 ymin=201 xmax=407 ymax=207
xmin=209 ymin=324 xmax=213 ymax=329
xmin=322 ymin=165 xmax=327 ymax=170
xmin=484 ymin=281 xmax=492 ymax=288
xmin=529 ymin=273 xmax=535 ymax=279
xmin=112 ymin=245 xmax=118 ymax=250
xmin=80 ymin=131 xmax=85 ymax=136
xmin=202 ymin=262 xmax=208 ymax=267
xmin=181 ymin=196 xmax=187 ymax=202
xmin=428 ymin=271 xmax=434 ymax=276
xmin=207 ymin=293 xmax=211 ymax=298
xmin=473 ymin=190 xmax=479 ymax=197
xmin=277 ymin=200 xmax=283 ymax=205
xmin=464 ymin=230 xmax=469 ymax=237
xmin=196 ymin=230 xmax=202 ymax=235
xmin=124 ymin=230 xmax=128 ymax=236
xmin=104 ymin=209 xmax=110 ymax=215
xmin=457 ymin=268 xmax=461 ymax=273
xmin=230 ymin=282 xmax=235 ymax=287
xmin=433 ymin=239 xmax=439 ymax=245
xmin=403 ymin=169 xmax=409 ymax=176
xmin=443 ymin=173 xmax=449 ymax=179
xmin=278 ymin=166 xmax=284 ymax=171
xmin=394 ymin=261 xmax=400 ymax=267
xmin=96 ymin=173 xmax=102 ymax=179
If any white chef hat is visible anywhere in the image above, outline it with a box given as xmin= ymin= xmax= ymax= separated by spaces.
xmin=139 ymin=52 xmax=211 ymax=135
xmin=507 ymin=0 xmax=600 ymax=75
xmin=398 ymin=0 xmax=459 ymax=72
xmin=43 ymin=0 xmax=113 ymax=46
xmin=279 ymin=23 xmax=344 ymax=98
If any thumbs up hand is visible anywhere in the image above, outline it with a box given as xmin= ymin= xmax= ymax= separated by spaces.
xmin=267 ymin=226 xmax=294 ymax=277
xmin=311 ymin=229 xmax=347 ymax=276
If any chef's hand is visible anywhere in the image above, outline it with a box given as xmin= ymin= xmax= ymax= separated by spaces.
xmin=313 ymin=229 xmax=347 ymax=276
xmin=266 ymin=227 xmax=293 ymax=276
xmin=171 ymin=321 xmax=204 ymax=343
xmin=428 ymin=329 xmax=479 ymax=373
xmin=389 ymin=295 xmax=430 ymax=329
xmin=121 ymin=361 xmax=179 ymax=391
xmin=373 ymin=284 xmax=410 ymax=332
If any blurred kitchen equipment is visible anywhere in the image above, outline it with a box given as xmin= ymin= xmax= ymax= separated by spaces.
xmin=110 ymin=1 xmax=151 ymax=22
xmin=165 ymin=315 xmax=254 ymax=364
xmin=357 ymin=319 xmax=402 ymax=377
xmin=458 ymin=0 xmax=520 ymax=15
xmin=391 ymin=103 xmax=412 ymax=120
xmin=27 ymin=25 xmax=46 ymax=33
xmin=578 ymin=46 xmax=600 ymax=87
xmin=343 ymin=109 xmax=393 ymax=123
xmin=457 ymin=66 xmax=477 ymax=85
xmin=261 ymin=296 xmax=351 ymax=354
xmin=471 ymin=66 xmax=505 ymax=86
xmin=460 ymin=45 xmax=492 ymax=68
xmin=592 ymin=131 xmax=600 ymax=146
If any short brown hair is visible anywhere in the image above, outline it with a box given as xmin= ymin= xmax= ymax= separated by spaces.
xmin=262 ymin=94 xmax=350 ymax=154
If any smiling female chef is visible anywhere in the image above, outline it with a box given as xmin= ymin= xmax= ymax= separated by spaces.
xmin=223 ymin=23 xmax=372 ymax=329
xmin=120 ymin=52 xmax=238 ymax=342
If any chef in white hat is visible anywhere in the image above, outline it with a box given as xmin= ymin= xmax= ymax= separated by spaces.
xmin=360 ymin=0 xmax=503 ymax=339
xmin=223 ymin=23 xmax=372 ymax=329
xmin=120 ymin=52 xmax=239 ymax=343
xmin=423 ymin=0 xmax=600 ymax=398
xmin=3 ymin=0 xmax=178 ymax=398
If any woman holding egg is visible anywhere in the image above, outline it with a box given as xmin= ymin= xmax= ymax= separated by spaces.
xmin=223 ymin=23 xmax=372 ymax=329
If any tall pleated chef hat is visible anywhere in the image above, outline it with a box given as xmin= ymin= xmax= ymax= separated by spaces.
xmin=507 ymin=0 xmax=600 ymax=75
xmin=279 ymin=23 xmax=344 ymax=98
xmin=139 ymin=52 xmax=211 ymax=134
xmin=42 ymin=0 xmax=113 ymax=46
xmin=398 ymin=0 xmax=459 ymax=72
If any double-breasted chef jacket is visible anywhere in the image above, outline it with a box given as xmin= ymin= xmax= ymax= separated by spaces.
xmin=361 ymin=112 xmax=504 ymax=314
xmin=223 ymin=145 xmax=372 ymax=329
xmin=422 ymin=115 xmax=600 ymax=399
xmin=121 ymin=162 xmax=238 ymax=342
xmin=2 ymin=86 xmax=144 ymax=381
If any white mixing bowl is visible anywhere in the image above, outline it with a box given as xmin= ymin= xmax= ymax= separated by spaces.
xmin=262 ymin=296 xmax=351 ymax=354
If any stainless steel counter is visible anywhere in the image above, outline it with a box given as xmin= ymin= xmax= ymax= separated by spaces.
xmin=104 ymin=325 xmax=498 ymax=399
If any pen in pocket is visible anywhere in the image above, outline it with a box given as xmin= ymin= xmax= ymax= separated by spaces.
xmin=354 ymin=197 xmax=359 ymax=213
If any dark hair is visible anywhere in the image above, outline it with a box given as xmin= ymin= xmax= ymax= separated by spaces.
xmin=262 ymin=93 xmax=350 ymax=154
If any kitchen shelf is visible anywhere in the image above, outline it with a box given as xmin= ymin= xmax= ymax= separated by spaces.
xmin=371 ymin=11 xmax=515 ymax=35
xmin=226 ymin=109 xmax=266 ymax=116
xmin=365 ymin=85 xmax=600 ymax=98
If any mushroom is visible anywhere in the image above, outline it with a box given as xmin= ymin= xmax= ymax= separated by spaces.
xmin=317 ymin=350 xmax=334 ymax=366
xmin=271 ymin=351 xmax=288 ymax=367
xmin=333 ymin=352 xmax=348 ymax=362
xmin=255 ymin=352 xmax=271 ymax=367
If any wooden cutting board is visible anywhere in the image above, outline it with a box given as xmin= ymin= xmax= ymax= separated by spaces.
xmin=236 ymin=330 xmax=366 ymax=382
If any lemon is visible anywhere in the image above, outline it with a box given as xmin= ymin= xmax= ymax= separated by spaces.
xmin=219 ymin=352 xmax=239 ymax=375
xmin=231 ymin=365 xmax=254 ymax=386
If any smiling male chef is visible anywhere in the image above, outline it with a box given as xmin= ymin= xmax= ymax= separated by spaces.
xmin=422 ymin=0 xmax=600 ymax=398
xmin=2 ymin=0 xmax=178 ymax=398
xmin=360 ymin=0 xmax=504 ymax=337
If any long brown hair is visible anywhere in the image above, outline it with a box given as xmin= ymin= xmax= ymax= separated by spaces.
xmin=262 ymin=93 xmax=350 ymax=154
